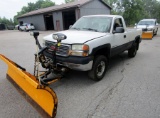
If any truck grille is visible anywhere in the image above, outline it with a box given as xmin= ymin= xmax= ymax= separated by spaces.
xmin=45 ymin=41 xmax=70 ymax=57
xmin=142 ymin=28 xmax=147 ymax=31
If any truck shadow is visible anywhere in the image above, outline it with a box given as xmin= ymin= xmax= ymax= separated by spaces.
xmin=50 ymin=51 xmax=131 ymax=89
xmin=50 ymin=51 xmax=134 ymax=117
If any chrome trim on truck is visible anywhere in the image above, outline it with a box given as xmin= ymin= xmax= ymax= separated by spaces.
xmin=57 ymin=61 xmax=93 ymax=71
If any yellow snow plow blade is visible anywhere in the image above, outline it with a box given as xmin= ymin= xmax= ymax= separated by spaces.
xmin=0 ymin=54 xmax=58 ymax=118
xmin=142 ymin=31 xmax=153 ymax=39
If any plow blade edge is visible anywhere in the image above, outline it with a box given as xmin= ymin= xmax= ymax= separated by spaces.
xmin=0 ymin=54 xmax=58 ymax=118
xmin=142 ymin=31 xmax=153 ymax=40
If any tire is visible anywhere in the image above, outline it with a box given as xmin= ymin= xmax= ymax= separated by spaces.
xmin=155 ymin=28 xmax=158 ymax=35
xmin=128 ymin=42 xmax=137 ymax=58
xmin=88 ymin=55 xmax=108 ymax=81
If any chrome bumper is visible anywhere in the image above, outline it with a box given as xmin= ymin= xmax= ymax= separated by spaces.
xmin=59 ymin=61 xmax=93 ymax=71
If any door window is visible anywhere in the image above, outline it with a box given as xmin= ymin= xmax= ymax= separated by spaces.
xmin=113 ymin=18 xmax=123 ymax=31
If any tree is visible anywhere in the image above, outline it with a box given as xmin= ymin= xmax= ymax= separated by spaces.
xmin=120 ymin=0 xmax=144 ymax=25
xmin=103 ymin=0 xmax=122 ymax=15
xmin=142 ymin=0 xmax=160 ymax=20
xmin=103 ymin=0 xmax=160 ymax=25
xmin=41 ymin=0 xmax=55 ymax=8
xmin=0 ymin=17 xmax=14 ymax=25
xmin=103 ymin=0 xmax=118 ymax=6
xmin=14 ymin=0 xmax=55 ymax=24
xmin=65 ymin=0 xmax=75 ymax=3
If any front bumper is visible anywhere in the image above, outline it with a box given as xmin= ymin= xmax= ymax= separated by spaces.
xmin=43 ymin=51 xmax=93 ymax=71
xmin=58 ymin=61 xmax=93 ymax=71
xmin=56 ymin=56 xmax=93 ymax=71
xmin=26 ymin=27 xmax=35 ymax=30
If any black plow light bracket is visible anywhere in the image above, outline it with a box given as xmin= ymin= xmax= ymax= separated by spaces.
xmin=30 ymin=31 xmax=39 ymax=38
xmin=30 ymin=31 xmax=42 ymax=49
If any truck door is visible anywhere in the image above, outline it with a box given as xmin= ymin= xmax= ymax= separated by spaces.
xmin=111 ymin=18 xmax=128 ymax=56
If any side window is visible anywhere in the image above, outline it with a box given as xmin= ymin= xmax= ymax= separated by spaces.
xmin=113 ymin=18 xmax=123 ymax=31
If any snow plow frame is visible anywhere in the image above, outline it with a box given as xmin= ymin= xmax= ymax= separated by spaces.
xmin=0 ymin=32 xmax=68 ymax=118
xmin=0 ymin=54 xmax=58 ymax=118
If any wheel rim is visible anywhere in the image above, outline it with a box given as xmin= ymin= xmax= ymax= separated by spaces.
xmin=133 ymin=48 xmax=137 ymax=56
xmin=96 ymin=61 xmax=105 ymax=77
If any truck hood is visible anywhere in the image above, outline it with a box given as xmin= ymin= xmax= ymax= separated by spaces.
xmin=136 ymin=25 xmax=154 ymax=29
xmin=43 ymin=30 xmax=106 ymax=44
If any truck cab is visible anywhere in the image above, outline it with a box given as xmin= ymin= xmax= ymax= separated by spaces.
xmin=43 ymin=15 xmax=142 ymax=81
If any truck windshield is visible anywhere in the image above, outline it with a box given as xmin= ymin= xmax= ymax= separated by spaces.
xmin=138 ymin=21 xmax=154 ymax=25
xmin=70 ymin=17 xmax=112 ymax=33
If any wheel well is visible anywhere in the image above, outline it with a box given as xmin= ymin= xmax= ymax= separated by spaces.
xmin=94 ymin=47 xmax=110 ymax=59
xmin=135 ymin=36 xmax=140 ymax=50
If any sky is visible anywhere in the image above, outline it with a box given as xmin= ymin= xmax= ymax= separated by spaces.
xmin=0 ymin=0 xmax=65 ymax=19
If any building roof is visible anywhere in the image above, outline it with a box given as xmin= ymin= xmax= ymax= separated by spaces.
xmin=18 ymin=0 xmax=112 ymax=18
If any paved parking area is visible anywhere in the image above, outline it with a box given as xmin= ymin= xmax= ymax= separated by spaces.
xmin=0 ymin=30 xmax=160 ymax=118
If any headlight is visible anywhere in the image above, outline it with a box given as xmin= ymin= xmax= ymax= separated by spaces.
xmin=70 ymin=44 xmax=89 ymax=56
xmin=72 ymin=45 xmax=83 ymax=50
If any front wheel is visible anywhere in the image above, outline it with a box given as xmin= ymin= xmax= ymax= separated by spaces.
xmin=88 ymin=55 xmax=108 ymax=81
xmin=128 ymin=43 xmax=138 ymax=58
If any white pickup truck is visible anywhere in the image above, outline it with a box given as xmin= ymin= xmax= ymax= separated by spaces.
xmin=43 ymin=15 xmax=142 ymax=81
xmin=134 ymin=19 xmax=159 ymax=35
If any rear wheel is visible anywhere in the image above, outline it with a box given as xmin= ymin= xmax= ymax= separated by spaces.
xmin=88 ymin=55 xmax=108 ymax=81
xmin=155 ymin=28 xmax=158 ymax=35
xmin=128 ymin=42 xmax=138 ymax=58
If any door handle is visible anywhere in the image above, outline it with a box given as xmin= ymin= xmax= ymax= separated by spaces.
xmin=124 ymin=35 xmax=126 ymax=38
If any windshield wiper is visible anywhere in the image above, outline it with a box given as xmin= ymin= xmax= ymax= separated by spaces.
xmin=83 ymin=28 xmax=98 ymax=32
xmin=71 ymin=27 xmax=80 ymax=30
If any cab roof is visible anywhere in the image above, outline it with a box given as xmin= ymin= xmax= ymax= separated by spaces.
xmin=141 ymin=19 xmax=156 ymax=21
xmin=82 ymin=15 xmax=122 ymax=18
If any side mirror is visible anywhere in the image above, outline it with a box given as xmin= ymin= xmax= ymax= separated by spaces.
xmin=113 ymin=27 xmax=125 ymax=34
xmin=52 ymin=33 xmax=67 ymax=42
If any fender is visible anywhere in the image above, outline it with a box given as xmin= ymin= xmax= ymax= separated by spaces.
xmin=134 ymin=35 xmax=141 ymax=44
xmin=132 ymin=35 xmax=141 ymax=50
xmin=89 ymin=44 xmax=111 ymax=58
